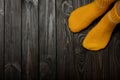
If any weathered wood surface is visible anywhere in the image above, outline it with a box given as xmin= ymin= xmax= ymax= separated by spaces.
xmin=39 ymin=0 xmax=56 ymax=80
xmin=0 ymin=0 xmax=120 ymax=80
xmin=56 ymin=0 xmax=75 ymax=80
xmin=22 ymin=0 xmax=38 ymax=80
xmin=0 ymin=0 xmax=4 ymax=80
xmin=5 ymin=0 xmax=21 ymax=80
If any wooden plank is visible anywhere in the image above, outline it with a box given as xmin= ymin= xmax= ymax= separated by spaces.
xmin=21 ymin=0 xmax=39 ymax=80
xmin=109 ymin=26 xmax=120 ymax=80
xmin=0 ymin=0 xmax=4 ymax=80
xmin=39 ymin=0 xmax=56 ymax=80
xmin=56 ymin=0 xmax=75 ymax=80
xmin=5 ymin=0 xmax=21 ymax=80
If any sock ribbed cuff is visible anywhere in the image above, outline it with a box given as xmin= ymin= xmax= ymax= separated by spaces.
xmin=108 ymin=1 xmax=120 ymax=24
xmin=95 ymin=0 xmax=114 ymax=8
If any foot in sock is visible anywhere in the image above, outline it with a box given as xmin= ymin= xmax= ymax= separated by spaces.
xmin=68 ymin=0 xmax=114 ymax=32
xmin=82 ymin=1 xmax=120 ymax=51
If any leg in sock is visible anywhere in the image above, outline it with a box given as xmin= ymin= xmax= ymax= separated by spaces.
xmin=82 ymin=1 xmax=120 ymax=51
xmin=68 ymin=0 xmax=114 ymax=32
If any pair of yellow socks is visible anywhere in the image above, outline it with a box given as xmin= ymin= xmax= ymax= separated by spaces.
xmin=68 ymin=0 xmax=120 ymax=51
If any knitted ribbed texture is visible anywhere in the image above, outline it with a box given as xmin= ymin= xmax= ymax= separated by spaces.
xmin=109 ymin=1 xmax=120 ymax=23
xmin=95 ymin=0 xmax=114 ymax=8
xmin=83 ymin=1 xmax=120 ymax=51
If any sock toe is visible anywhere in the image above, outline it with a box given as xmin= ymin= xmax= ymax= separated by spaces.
xmin=82 ymin=41 xmax=104 ymax=51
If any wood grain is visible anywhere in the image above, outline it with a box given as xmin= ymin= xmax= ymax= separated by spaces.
xmin=5 ymin=0 xmax=21 ymax=80
xmin=56 ymin=0 xmax=75 ymax=80
xmin=0 ymin=0 xmax=120 ymax=80
xmin=22 ymin=0 xmax=39 ymax=80
xmin=0 ymin=0 xmax=4 ymax=80
xmin=109 ymin=26 xmax=120 ymax=80
xmin=39 ymin=0 xmax=56 ymax=80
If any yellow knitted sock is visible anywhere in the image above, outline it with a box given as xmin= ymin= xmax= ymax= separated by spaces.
xmin=82 ymin=1 xmax=120 ymax=51
xmin=68 ymin=0 xmax=114 ymax=32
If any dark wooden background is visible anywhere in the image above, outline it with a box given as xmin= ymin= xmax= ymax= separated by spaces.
xmin=0 ymin=0 xmax=120 ymax=80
